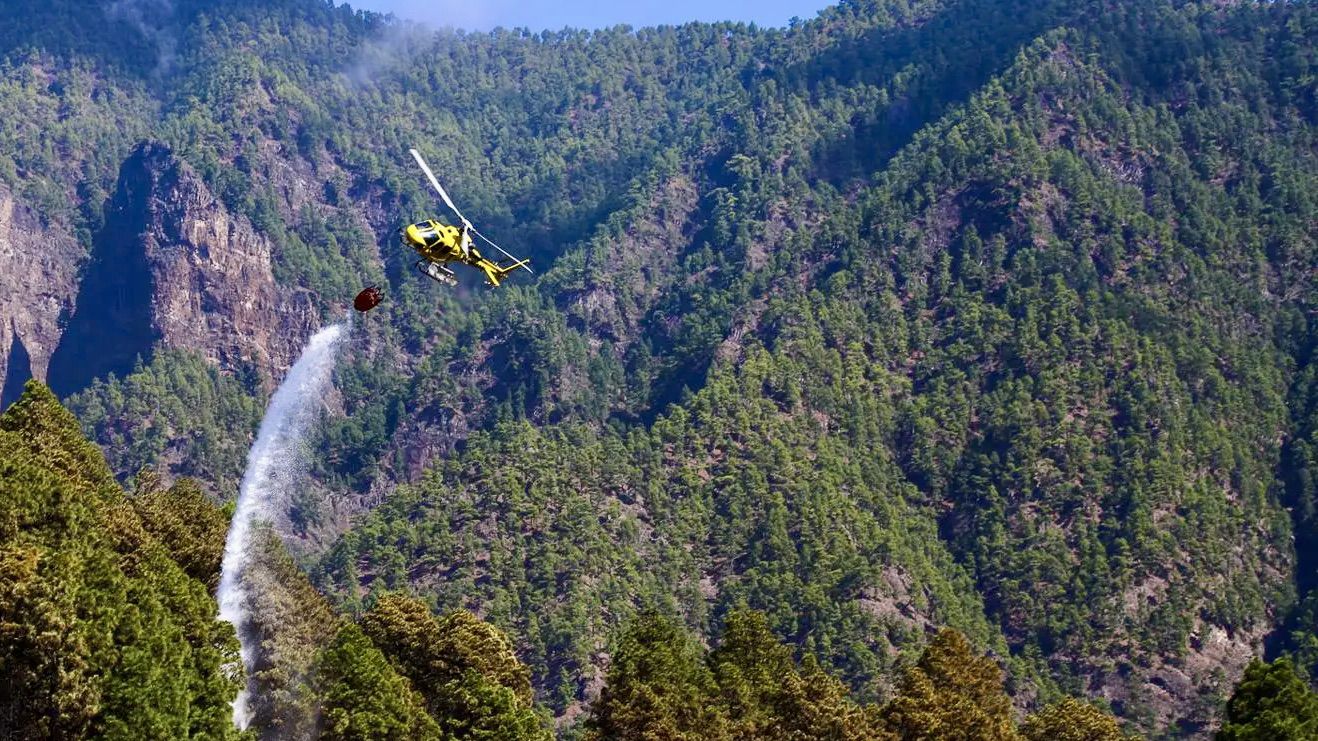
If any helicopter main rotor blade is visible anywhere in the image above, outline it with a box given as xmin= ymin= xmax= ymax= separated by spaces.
xmin=410 ymin=148 xmax=469 ymax=226
xmin=470 ymin=225 xmax=534 ymax=273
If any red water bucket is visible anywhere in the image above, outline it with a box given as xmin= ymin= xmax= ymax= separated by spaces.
xmin=354 ymin=286 xmax=383 ymax=312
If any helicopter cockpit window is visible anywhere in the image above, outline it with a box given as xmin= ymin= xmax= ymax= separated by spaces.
xmin=415 ymin=224 xmax=439 ymax=243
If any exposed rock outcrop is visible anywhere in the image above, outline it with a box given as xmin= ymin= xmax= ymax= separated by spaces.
xmin=49 ymin=142 xmax=320 ymax=395
xmin=558 ymin=175 xmax=699 ymax=345
xmin=0 ymin=186 xmax=83 ymax=407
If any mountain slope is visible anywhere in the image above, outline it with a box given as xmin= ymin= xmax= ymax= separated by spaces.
xmin=309 ymin=3 xmax=1316 ymax=733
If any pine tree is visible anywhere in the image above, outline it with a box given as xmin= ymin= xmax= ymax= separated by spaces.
xmin=586 ymin=612 xmax=728 ymax=740
xmin=129 ymin=471 xmax=229 ymax=588
xmin=881 ymin=630 xmax=1018 ymax=740
xmin=315 ymin=623 xmax=442 ymax=741
xmin=709 ymin=609 xmax=891 ymax=740
xmin=360 ymin=593 xmax=548 ymax=740
xmin=0 ymin=382 xmax=242 ymax=739
xmin=243 ymin=528 xmax=343 ymax=738
xmin=1021 ymin=698 xmax=1128 ymax=741
xmin=1217 ymin=658 xmax=1318 ymax=741
xmin=708 ymin=608 xmax=797 ymax=734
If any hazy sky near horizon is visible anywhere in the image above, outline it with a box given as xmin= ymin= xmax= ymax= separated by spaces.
xmin=347 ymin=0 xmax=828 ymax=33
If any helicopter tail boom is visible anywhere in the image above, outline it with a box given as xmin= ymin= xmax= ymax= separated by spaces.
xmin=479 ymin=258 xmax=531 ymax=287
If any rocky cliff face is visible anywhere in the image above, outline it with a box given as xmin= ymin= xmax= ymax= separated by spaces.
xmin=48 ymin=142 xmax=321 ymax=396
xmin=0 ymin=186 xmax=83 ymax=408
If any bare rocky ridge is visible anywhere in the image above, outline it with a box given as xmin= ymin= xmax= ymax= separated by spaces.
xmin=560 ymin=175 xmax=700 ymax=345
xmin=48 ymin=141 xmax=321 ymax=396
xmin=0 ymin=185 xmax=83 ymax=407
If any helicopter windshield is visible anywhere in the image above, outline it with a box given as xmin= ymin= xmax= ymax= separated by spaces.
xmin=406 ymin=222 xmax=440 ymax=246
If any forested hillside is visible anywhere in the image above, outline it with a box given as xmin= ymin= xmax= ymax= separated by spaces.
xmin=0 ymin=383 xmax=241 ymax=738
xmin=0 ymin=0 xmax=1314 ymax=737
xmin=0 ymin=382 xmax=557 ymax=739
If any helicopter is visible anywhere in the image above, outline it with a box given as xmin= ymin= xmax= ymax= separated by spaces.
xmin=354 ymin=149 xmax=531 ymax=312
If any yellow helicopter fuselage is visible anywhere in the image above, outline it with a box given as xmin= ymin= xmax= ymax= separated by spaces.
xmin=403 ymin=220 xmax=466 ymax=262
xmin=402 ymin=219 xmax=525 ymax=287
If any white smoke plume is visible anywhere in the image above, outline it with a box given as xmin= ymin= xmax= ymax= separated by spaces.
xmin=217 ymin=322 xmax=348 ymax=730
xmin=361 ymin=0 xmax=494 ymax=32
xmin=342 ymin=15 xmax=440 ymax=90
xmin=342 ymin=0 xmax=507 ymax=89
xmin=106 ymin=0 xmax=179 ymax=76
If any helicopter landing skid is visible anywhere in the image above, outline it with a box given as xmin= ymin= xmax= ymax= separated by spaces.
xmin=416 ymin=260 xmax=457 ymax=286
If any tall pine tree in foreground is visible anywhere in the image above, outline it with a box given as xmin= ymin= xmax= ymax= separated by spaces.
xmin=315 ymin=623 xmax=441 ymax=741
xmin=1020 ymin=698 xmax=1130 ymax=741
xmin=0 ymin=382 xmax=241 ymax=739
xmin=880 ymin=630 xmax=1017 ymax=741
xmin=1217 ymin=658 xmax=1318 ymax=741
xmin=709 ymin=610 xmax=890 ymax=740
xmin=359 ymin=593 xmax=549 ymax=740
xmin=586 ymin=612 xmax=727 ymax=740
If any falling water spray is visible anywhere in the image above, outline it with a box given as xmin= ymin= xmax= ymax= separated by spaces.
xmin=217 ymin=321 xmax=348 ymax=729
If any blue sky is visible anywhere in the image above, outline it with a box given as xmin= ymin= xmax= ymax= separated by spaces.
xmin=346 ymin=0 xmax=830 ymax=32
